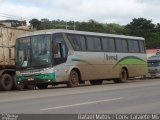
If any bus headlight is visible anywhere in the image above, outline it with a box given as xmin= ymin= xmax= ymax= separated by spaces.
xmin=41 ymin=68 xmax=53 ymax=74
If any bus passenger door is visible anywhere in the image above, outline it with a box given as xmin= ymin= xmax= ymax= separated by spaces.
xmin=52 ymin=34 xmax=68 ymax=82
xmin=53 ymin=42 xmax=67 ymax=65
xmin=52 ymin=33 xmax=68 ymax=65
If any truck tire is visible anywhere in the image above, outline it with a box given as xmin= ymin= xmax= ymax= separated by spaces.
xmin=0 ymin=74 xmax=13 ymax=91
xmin=67 ymin=70 xmax=79 ymax=88
xmin=114 ymin=69 xmax=128 ymax=83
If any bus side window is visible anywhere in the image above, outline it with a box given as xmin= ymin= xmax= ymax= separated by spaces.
xmin=86 ymin=36 xmax=101 ymax=51
xmin=115 ymin=39 xmax=128 ymax=53
xmin=128 ymin=40 xmax=140 ymax=53
xmin=67 ymin=34 xmax=86 ymax=51
xmin=102 ymin=37 xmax=115 ymax=52
xmin=139 ymin=41 xmax=145 ymax=53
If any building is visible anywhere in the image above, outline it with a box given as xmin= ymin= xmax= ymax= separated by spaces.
xmin=146 ymin=49 xmax=160 ymax=58
xmin=0 ymin=20 xmax=26 ymax=27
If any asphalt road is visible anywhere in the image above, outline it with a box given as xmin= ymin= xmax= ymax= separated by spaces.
xmin=0 ymin=79 xmax=160 ymax=114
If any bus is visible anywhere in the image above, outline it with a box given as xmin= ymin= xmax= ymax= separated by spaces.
xmin=15 ymin=29 xmax=147 ymax=89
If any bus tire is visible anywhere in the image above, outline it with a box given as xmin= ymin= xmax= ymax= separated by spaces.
xmin=90 ymin=80 xmax=103 ymax=85
xmin=114 ymin=68 xmax=128 ymax=83
xmin=0 ymin=74 xmax=13 ymax=91
xmin=37 ymin=84 xmax=48 ymax=89
xmin=67 ymin=70 xmax=79 ymax=88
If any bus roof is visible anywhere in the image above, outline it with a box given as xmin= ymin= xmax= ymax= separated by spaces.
xmin=17 ymin=29 xmax=145 ymax=40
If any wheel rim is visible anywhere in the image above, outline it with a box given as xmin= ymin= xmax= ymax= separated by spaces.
xmin=4 ymin=77 xmax=11 ymax=87
xmin=71 ymin=72 xmax=78 ymax=85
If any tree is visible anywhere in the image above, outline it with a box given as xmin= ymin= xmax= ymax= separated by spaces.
xmin=29 ymin=19 xmax=41 ymax=30
xmin=76 ymin=19 xmax=105 ymax=33
xmin=38 ymin=18 xmax=53 ymax=30
xmin=156 ymin=23 xmax=160 ymax=29
xmin=104 ymin=23 xmax=127 ymax=35
xmin=126 ymin=18 xmax=155 ymax=37
xmin=125 ymin=18 xmax=156 ymax=48
xmin=147 ymin=33 xmax=160 ymax=48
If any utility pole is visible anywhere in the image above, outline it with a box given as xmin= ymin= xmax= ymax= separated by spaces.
xmin=73 ymin=21 xmax=76 ymax=30
xmin=65 ymin=22 xmax=68 ymax=29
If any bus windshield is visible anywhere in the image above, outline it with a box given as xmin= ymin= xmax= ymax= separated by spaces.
xmin=16 ymin=35 xmax=51 ymax=68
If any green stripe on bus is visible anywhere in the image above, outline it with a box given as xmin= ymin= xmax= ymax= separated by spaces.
xmin=114 ymin=56 xmax=147 ymax=68
xmin=71 ymin=58 xmax=91 ymax=64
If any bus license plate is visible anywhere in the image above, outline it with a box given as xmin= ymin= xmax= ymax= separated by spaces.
xmin=28 ymin=78 xmax=34 ymax=81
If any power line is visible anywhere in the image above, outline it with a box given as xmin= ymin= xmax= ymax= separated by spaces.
xmin=0 ymin=15 xmax=22 ymax=21
xmin=0 ymin=13 xmax=21 ymax=18
xmin=0 ymin=12 xmax=29 ymax=21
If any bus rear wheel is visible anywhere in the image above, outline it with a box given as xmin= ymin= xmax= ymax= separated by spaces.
xmin=67 ymin=70 xmax=79 ymax=88
xmin=114 ymin=68 xmax=128 ymax=83
xmin=0 ymin=74 xmax=13 ymax=91
xmin=90 ymin=80 xmax=103 ymax=85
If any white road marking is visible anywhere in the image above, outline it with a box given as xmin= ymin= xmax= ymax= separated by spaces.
xmin=41 ymin=97 xmax=123 ymax=111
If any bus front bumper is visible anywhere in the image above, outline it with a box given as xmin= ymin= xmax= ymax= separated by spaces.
xmin=16 ymin=73 xmax=56 ymax=85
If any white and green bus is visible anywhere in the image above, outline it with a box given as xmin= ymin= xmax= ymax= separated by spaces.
xmin=16 ymin=29 xmax=147 ymax=89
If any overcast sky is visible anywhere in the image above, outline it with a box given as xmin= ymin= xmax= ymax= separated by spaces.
xmin=0 ymin=0 xmax=160 ymax=25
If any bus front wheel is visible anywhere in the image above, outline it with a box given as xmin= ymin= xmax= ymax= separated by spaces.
xmin=67 ymin=70 xmax=79 ymax=88
xmin=114 ymin=69 xmax=128 ymax=83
